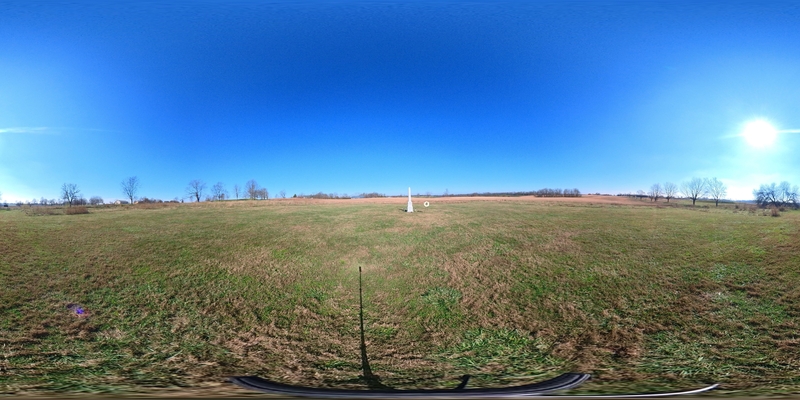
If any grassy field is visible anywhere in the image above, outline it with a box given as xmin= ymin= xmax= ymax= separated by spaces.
xmin=1 ymin=198 xmax=799 ymax=396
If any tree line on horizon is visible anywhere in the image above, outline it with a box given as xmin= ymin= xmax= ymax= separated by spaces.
xmin=4 ymin=177 xmax=797 ymax=209
xmin=5 ymin=181 xmax=583 ymax=206
xmin=350 ymin=188 xmax=583 ymax=199
xmin=623 ymin=177 xmax=799 ymax=209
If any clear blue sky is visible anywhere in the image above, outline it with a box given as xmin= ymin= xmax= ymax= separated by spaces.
xmin=1 ymin=0 xmax=799 ymax=203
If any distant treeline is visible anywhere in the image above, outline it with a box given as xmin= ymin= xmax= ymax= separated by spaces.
xmin=291 ymin=192 xmax=385 ymax=199
xmin=408 ymin=188 xmax=582 ymax=198
xmin=289 ymin=189 xmax=585 ymax=199
xmin=138 ymin=197 xmax=180 ymax=204
xmin=616 ymin=178 xmax=798 ymax=208
xmin=531 ymin=188 xmax=582 ymax=197
xmin=294 ymin=192 xmax=352 ymax=199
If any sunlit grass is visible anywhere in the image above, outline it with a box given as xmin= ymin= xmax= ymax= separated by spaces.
xmin=1 ymin=199 xmax=798 ymax=395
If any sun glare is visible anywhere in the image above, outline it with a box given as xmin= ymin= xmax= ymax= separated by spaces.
xmin=742 ymin=119 xmax=778 ymax=148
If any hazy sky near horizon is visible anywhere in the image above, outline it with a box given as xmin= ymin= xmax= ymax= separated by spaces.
xmin=1 ymin=0 xmax=799 ymax=203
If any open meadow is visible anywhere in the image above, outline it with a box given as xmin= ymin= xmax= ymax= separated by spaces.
xmin=1 ymin=197 xmax=799 ymax=397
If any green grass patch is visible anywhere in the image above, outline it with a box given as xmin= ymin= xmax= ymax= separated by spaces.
xmin=1 ymin=200 xmax=799 ymax=395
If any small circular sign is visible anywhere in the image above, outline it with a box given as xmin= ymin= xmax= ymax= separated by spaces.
xmin=424 ymin=201 xmax=430 ymax=207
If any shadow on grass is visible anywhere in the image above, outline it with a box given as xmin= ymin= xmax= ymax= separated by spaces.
xmin=359 ymin=266 xmax=391 ymax=390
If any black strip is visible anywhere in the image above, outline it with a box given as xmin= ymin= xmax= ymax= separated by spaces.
xmin=229 ymin=373 xmax=591 ymax=398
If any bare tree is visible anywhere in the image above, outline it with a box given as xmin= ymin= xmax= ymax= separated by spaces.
xmin=776 ymin=181 xmax=799 ymax=208
xmin=211 ymin=182 xmax=226 ymax=201
xmin=649 ymin=183 xmax=662 ymax=202
xmin=61 ymin=183 xmax=80 ymax=207
xmin=246 ymin=180 xmax=259 ymax=200
xmin=706 ymin=177 xmax=727 ymax=207
xmin=279 ymin=189 xmax=286 ymax=199
xmin=754 ymin=183 xmax=779 ymax=208
xmin=233 ymin=184 xmax=240 ymax=200
xmin=257 ymin=188 xmax=269 ymax=200
xmin=186 ymin=180 xmax=206 ymax=202
xmin=681 ymin=177 xmax=707 ymax=206
xmin=663 ymin=182 xmax=677 ymax=202
xmin=121 ymin=176 xmax=140 ymax=204
xmin=781 ymin=182 xmax=800 ymax=208
xmin=754 ymin=181 xmax=799 ymax=209
xmin=90 ymin=196 xmax=104 ymax=205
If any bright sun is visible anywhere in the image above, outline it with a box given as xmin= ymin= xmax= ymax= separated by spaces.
xmin=742 ymin=119 xmax=778 ymax=148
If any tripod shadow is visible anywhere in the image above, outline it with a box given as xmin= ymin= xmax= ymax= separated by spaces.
xmin=358 ymin=266 xmax=392 ymax=390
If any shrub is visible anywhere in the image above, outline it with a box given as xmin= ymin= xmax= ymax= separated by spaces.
xmin=770 ymin=206 xmax=780 ymax=217
xmin=65 ymin=206 xmax=89 ymax=215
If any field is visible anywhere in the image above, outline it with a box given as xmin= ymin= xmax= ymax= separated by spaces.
xmin=1 ymin=196 xmax=799 ymax=397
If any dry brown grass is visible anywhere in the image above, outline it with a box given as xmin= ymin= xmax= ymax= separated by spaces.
xmin=133 ymin=202 xmax=172 ymax=210
xmin=64 ymin=206 xmax=89 ymax=215
xmin=1 ymin=197 xmax=798 ymax=396
xmin=23 ymin=206 xmax=60 ymax=216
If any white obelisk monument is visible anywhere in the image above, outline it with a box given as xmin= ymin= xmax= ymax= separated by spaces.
xmin=407 ymin=187 xmax=414 ymax=213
